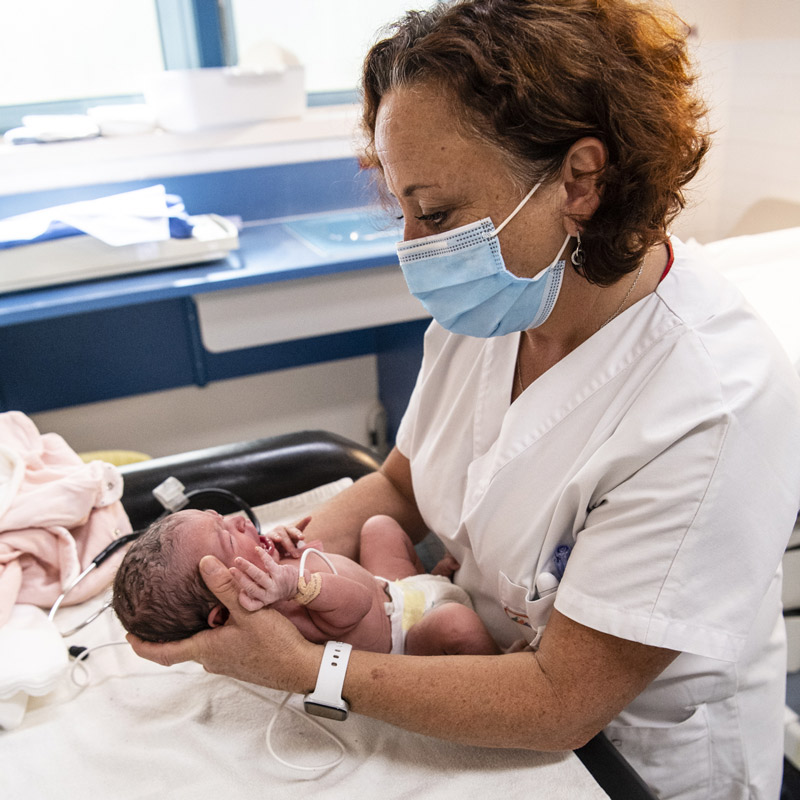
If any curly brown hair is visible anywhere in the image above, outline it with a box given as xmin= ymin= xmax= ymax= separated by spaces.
xmin=361 ymin=0 xmax=710 ymax=285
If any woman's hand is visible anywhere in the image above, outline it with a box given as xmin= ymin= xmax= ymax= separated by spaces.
xmin=127 ymin=555 xmax=321 ymax=693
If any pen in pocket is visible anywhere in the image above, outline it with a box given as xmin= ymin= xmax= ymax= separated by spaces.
xmin=534 ymin=545 xmax=572 ymax=599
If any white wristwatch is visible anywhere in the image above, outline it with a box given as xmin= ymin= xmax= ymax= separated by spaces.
xmin=304 ymin=641 xmax=352 ymax=721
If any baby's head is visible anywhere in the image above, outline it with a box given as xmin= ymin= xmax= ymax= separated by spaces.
xmin=112 ymin=509 xmax=269 ymax=642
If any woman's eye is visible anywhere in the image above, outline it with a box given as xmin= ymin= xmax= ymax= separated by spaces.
xmin=415 ymin=210 xmax=449 ymax=226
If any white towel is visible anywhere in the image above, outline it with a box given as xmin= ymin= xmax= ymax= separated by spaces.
xmin=0 ymin=604 xmax=67 ymax=730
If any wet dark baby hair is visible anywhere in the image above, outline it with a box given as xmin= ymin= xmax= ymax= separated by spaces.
xmin=112 ymin=515 xmax=217 ymax=642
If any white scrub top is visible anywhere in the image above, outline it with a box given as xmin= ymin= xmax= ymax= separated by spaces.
xmin=396 ymin=237 xmax=800 ymax=800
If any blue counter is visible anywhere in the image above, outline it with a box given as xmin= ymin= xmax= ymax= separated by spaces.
xmin=0 ymin=208 xmax=403 ymax=326
xmin=0 ymin=203 xmax=427 ymax=441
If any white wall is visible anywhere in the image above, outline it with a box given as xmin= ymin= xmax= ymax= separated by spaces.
xmin=671 ymin=0 xmax=800 ymax=242
xmin=30 ymin=356 xmax=381 ymax=458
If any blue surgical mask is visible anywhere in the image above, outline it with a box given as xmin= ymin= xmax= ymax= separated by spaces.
xmin=396 ymin=182 xmax=571 ymax=337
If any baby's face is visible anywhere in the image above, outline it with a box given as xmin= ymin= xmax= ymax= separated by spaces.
xmin=176 ymin=509 xmax=274 ymax=569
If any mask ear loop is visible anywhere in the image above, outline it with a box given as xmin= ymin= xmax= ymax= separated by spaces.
xmin=487 ymin=182 xmax=542 ymax=239
xmin=549 ymin=234 xmax=572 ymax=268
xmin=527 ymin=234 xmax=573 ymax=281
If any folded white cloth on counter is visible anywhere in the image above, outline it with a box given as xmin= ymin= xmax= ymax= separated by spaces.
xmin=0 ymin=185 xmax=192 ymax=249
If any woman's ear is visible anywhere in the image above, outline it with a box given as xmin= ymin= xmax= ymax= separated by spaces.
xmin=207 ymin=604 xmax=229 ymax=628
xmin=561 ymin=137 xmax=607 ymax=228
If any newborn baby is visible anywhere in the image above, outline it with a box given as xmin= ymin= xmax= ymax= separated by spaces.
xmin=113 ymin=510 xmax=499 ymax=656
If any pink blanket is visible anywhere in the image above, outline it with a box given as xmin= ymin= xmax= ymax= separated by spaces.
xmin=0 ymin=412 xmax=132 ymax=626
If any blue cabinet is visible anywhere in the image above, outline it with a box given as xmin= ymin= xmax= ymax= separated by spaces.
xmin=0 ymin=160 xmax=426 ymax=441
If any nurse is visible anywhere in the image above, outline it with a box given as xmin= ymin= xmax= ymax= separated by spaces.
xmin=129 ymin=1 xmax=800 ymax=797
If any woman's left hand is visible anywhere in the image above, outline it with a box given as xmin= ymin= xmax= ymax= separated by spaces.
xmin=127 ymin=555 xmax=321 ymax=693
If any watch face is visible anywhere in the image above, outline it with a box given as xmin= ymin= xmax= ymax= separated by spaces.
xmin=303 ymin=700 xmax=349 ymax=721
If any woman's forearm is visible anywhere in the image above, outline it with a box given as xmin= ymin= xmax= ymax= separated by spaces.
xmin=293 ymin=610 xmax=678 ymax=753
xmin=308 ymin=647 xmax=585 ymax=751
xmin=302 ymin=449 xmax=428 ymax=559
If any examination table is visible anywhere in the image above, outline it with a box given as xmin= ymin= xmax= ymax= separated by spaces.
xmin=2 ymin=430 xmax=655 ymax=799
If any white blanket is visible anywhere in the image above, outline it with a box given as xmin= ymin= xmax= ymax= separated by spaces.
xmin=0 ymin=479 xmax=609 ymax=799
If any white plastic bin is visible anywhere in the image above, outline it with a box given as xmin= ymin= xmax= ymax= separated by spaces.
xmin=145 ymin=65 xmax=305 ymax=133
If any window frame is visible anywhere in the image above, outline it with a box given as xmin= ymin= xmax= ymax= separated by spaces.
xmin=0 ymin=0 xmax=357 ymax=134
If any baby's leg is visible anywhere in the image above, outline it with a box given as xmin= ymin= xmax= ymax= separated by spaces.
xmin=359 ymin=514 xmax=425 ymax=580
xmin=405 ymin=604 xmax=501 ymax=656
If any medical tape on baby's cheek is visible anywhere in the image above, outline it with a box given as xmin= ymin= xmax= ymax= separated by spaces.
xmin=294 ymin=572 xmax=322 ymax=605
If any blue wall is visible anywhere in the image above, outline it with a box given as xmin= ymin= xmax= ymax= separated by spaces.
xmin=0 ymin=157 xmax=375 ymax=221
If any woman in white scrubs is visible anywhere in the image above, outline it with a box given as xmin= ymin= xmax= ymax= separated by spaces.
xmin=130 ymin=2 xmax=800 ymax=797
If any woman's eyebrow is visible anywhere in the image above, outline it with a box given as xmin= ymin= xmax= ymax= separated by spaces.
xmin=402 ymin=182 xmax=438 ymax=197
xmin=387 ymin=182 xmax=440 ymax=200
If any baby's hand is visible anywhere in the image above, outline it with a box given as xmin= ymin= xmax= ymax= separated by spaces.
xmin=264 ymin=515 xmax=311 ymax=558
xmin=431 ymin=552 xmax=460 ymax=579
xmin=230 ymin=548 xmax=300 ymax=611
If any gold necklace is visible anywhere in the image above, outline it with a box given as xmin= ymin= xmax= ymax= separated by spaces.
xmin=600 ymin=262 xmax=644 ymax=329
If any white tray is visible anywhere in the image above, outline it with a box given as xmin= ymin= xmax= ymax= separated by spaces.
xmin=0 ymin=214 xmax=239 ymax=293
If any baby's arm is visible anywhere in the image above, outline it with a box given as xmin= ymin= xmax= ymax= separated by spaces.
xmin=231 ymin=550 xmax=374 ymax=637
xmin=296 ymin=570 xmax=374 ymax=637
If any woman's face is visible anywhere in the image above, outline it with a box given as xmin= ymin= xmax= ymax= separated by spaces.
xmin=374 ymin=84 xmax=568 ymax=279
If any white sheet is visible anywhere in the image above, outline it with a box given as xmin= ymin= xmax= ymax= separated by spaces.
xmin=688 ymin=226 xmax=800 ymax=372
xmin=0 ymin=479 xmax=609 ymax=799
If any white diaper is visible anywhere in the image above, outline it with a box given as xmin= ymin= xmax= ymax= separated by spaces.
xmin=382 ymin=573 xmax=473 ymax=654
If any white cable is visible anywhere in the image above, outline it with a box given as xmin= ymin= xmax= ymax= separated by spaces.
xmin=263 ymin=691 xmax=346 ymax=773
xmin=68 ymin=640 xmax=129 ymax=687
xmin=259 ymin=550 xmax=345 ymax=771
xmin=239 ymin=683 xmax=346 ymax=772
xmin=298 ymin=547 xmax=338 ymax=577
xmin=69 ymin=640 xmax=345 ymax=772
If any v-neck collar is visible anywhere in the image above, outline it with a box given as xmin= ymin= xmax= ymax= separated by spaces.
xmin=472 ymin=288 xmax=681 ymax=477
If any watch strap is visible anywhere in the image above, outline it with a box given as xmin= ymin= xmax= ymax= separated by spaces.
xmin=305 ymin=641 xmax=351 ymax=712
